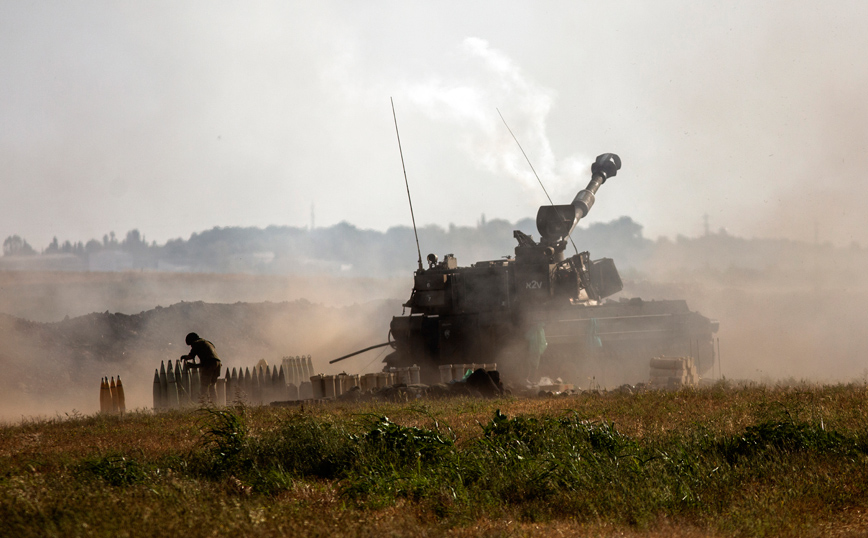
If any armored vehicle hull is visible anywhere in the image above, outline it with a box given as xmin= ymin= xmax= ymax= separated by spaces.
xmin=386 ymin=278 xmax=718 ymax=387
xmin=379 ymin=153 xmax=718 ymax=387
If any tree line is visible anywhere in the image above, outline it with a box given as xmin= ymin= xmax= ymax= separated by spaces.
xmin=1 ymin=216 xmax=862 ymax=279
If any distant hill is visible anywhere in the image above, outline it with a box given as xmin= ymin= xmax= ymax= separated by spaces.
xmin=0 ymin=217 xmax=651 ymax=276
xmin=3 ymin=216 xmax=866 ymax=285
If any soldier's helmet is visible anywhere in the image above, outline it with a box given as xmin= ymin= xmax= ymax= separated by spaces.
xmin=185 ymin=332 xmax=200 ymax=345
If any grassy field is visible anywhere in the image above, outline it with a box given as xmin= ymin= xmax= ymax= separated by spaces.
xmin=3 ymin=383 xmax=868 ymax=537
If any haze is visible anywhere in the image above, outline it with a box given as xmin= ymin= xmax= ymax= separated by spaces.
xmin=3 ymin=2 xmax=867 ymax=249
xmin=3 ymin=2 xmax=868 ymax=421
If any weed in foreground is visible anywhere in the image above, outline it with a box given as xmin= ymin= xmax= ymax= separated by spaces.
xmin=80 ymin=453 xmax=150 ymax=487
xmin=244 ymin=412 xmax=358 ymax=494
xmin=718 ymin=418 xmax=860 ymax=462
xmin=192 ymin=405 xmax=249 ymax=479
xmin=7 ymin=386 xmax=868 ymax=537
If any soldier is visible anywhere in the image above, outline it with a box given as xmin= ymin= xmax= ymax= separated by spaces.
xmin=181 ymin=332 xmax=222 ymax=403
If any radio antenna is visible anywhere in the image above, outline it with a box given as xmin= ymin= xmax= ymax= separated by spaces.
xmin=497 ymin=108 xmax=578 ymax=255
xmin=392 ymin=97 xmax=424 ymax=271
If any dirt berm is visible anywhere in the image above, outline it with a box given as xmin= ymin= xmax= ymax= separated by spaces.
xmin=0 ymin=299 xmax=399 ymax=420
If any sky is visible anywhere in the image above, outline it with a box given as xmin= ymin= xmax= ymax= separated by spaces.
xmin=2 ymin=1 xmax=868 ymax=250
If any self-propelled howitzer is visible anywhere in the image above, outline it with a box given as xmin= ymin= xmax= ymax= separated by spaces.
xmin=384 ymin=153 xmax=718 ymax=386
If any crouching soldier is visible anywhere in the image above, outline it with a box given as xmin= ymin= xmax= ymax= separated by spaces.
xmin=181 ymin=332 xmax=222 ymax=403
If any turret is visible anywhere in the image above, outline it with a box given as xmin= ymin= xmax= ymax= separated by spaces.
xmin=538 ymin=152 xmax=620 ymax=246
xmin=517 ymin=153 xmax=620 ymax=263
xmin=513 ymin=153 xmax=621 ymax=263
xmin=511 ymin=153 xmax=623 ymax=304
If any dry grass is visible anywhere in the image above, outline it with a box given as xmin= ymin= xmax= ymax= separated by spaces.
xmin=2 ymin=383 xmax=868 ymax=537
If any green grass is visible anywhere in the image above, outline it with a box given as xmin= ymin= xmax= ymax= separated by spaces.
xmin=2 ymin=383 xmax=868 ymax=537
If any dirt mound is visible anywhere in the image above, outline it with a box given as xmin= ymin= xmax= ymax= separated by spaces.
xmin=0 ymin=299 xmax=401 ymax=420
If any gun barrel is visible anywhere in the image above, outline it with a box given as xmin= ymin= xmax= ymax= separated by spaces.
xmin=329 ymin=342 xmax=391 ymax=364
xmin=572 ymin=153 xmax=621 ymax=220
xmin=536 ymin=153 xmax=620 ymax=244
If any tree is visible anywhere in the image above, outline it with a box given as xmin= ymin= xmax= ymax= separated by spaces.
xmin=3 ymin=235 xmax=36 ymax=256
xmin=85 ymin=239 xmax=103 ymax=254
xmin=103 ymin=232 xmax=118 ymax=249
xmin=122 ymin=229 xmax=146 ymax=251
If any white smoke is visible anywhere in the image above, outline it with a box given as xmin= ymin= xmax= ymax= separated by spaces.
xmin=402 ymin=37 xmax=592 ymax=195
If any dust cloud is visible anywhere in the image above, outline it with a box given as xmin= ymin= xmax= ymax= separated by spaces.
xmin=621 ymin=237 xmax=868 ymax=385
xmin=0 ymin=273 xmax=407 ymax=423
xmin=3 ymin=233 xmax=868 ymax=422
xmin=0 ymin=271 xmax=409 ymax=322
